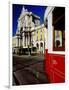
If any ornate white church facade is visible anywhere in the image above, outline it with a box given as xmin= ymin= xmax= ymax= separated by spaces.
xmin=12 ymin=6 xmax=47 ymax=55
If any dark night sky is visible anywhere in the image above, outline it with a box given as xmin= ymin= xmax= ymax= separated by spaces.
xmin=12 ymin=4 xmax=47 ymax=36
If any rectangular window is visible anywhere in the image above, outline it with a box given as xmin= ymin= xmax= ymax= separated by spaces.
xmin=53 ymin=7 xmax=65 ymax=51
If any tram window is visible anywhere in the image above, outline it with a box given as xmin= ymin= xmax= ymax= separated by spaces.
xmin=54 ymin=30 xmax=62 ymax=48
xmin=53 ymin=7 xmax=65 ymax=51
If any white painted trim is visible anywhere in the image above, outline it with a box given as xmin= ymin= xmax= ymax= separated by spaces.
xmin=44 ymin=7 xmax=55 ymax=23
xmin=48 ymin=51 xmax=65 ymax=55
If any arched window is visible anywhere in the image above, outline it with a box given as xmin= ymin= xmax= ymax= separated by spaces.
xmin=36 ymin=43 xmax=39 ymax=49
xmin=40 ymin=42 xmax=43 ymax=47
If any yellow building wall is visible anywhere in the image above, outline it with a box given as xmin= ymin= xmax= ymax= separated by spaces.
xmin=38 ymin=29 xmax=40 ymax=41
xmin=33 ymin=26 xmax=46 ymax=42
xmin=42 ymin=28 xmax=44 ymax=40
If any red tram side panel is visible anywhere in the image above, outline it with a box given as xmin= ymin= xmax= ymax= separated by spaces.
xmin=45 ymin=49 xmax=65 ymax=83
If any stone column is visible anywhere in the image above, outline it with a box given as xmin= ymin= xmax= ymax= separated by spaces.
xmin=22 ymin=32 xmax=24 ymax=47
xmin=27 ymin=35 xmax=28 ymax=47
xmin=25 ymin=36 xmax=26 ymax=47
xmin=19 ymin=38 xmax=20 ymax=47
xmin=18 ymin=37 xmax=19 ymax=47
xmin=39 ymin=42 xmax=40 ymax=54
xmin=24 ymin=35 xmax=26 ymax=47
xmin=16 ymin=36 xmax=18 ymax=47
xmin=16 ymin=36 xmax=19 ymax=54
xmin=28 ymin=32 xmax=30 ymax=46
xmin=26 ymin=35 xmax=27 ymax=47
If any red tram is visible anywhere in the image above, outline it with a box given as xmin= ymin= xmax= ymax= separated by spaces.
xmin=44 ymin=7 xmax=65 ymax=83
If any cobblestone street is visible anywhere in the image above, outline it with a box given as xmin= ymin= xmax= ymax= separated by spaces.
xmin=13 ymin=55 xmax=49 ymax=85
